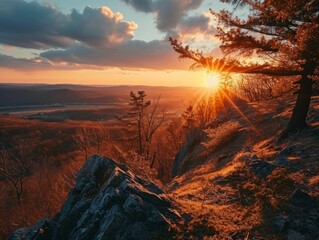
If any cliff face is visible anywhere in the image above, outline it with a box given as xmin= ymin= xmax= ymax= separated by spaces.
xmin=10 ymin=156 xmax=183 ymax=240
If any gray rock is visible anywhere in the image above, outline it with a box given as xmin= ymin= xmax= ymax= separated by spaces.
xmin=172 ymin=126 xmax=205 ymax=176
xmin=289 ymin=189 xmax=319 ymax=210
xmin=9 ymin=219 xmax=49 ymax=240
xmin=10 ymin=156 xmax=183 ymax=240
xmin=287 ymin=229 xmax=304 ymax=240
xmin=250 ymin=156 xmax=276 ymax=178
xmin=273 ymin=216 xmax=286 ymax=232
xmin=277 ymin=190 xmax=319 ymax=239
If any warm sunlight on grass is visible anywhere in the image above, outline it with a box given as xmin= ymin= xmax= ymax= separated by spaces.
xmin=205 ymin=73 xmax=221 ymax=90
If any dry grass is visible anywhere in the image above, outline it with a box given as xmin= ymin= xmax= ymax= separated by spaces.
xmin=167 ymin=96 xmax=319 ymax=239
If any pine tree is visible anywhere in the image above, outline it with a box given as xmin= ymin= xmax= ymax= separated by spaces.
xmin=170 ymin=0 xmax=319 ymax=138
xmin=118 ymin=91 xmax=151 ymax=155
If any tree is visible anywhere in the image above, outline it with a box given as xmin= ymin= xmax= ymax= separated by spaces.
xmin=74 ymin=125 xmax=109 ymax=159
xmin=0 ymin=143 xmax=34 ymax=205
xmin=89 ymin=125 xmax=109 ymax=156
xmin=117 ymin=91 xmax=166 ymax=159
xmin=73 ymin=127 xmax=91 ymax=160
xmin=170 ymin=0 xmax=319 ymax=138
xmin=143 ymin=95 xmax=166 ymax=159
xmin=118 ymin=91 xmax=151 ymax=155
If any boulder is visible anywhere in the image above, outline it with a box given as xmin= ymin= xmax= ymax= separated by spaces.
xmin=287 ymin=229 xmax=304 ymax=240
xmin=172 ymin=126 xmax=206 ymax=176
xmin=289 ymin=189 xmax=319 ymax=211
xmin=272 ymin=190 xmax=319 ymax=240
xmin=10 ymin=155 xmax=183 ymax=240
xmin=250 ymin=155 xmax=276 ymax=178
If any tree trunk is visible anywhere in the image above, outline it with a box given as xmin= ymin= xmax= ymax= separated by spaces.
xmin=150 ymin=152 xmax=156 ymax=168
xmin=280 ymin=60 xmax=316 ymax=139
xmin=14 ymin=181 xmax=23 ymax=205
xmin=138 ymin=120 xmax=143 ymax=155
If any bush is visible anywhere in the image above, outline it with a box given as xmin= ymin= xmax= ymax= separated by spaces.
xmin=234 ymin=76 xmax=296 ymax=102
xmin=202 ymin=121 xmax=241 ymax=151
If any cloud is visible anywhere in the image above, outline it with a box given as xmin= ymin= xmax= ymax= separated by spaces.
xmin=121 ymin=0 xmax=205 ymax=32
xmin=0 ymin=0 xmax=207 ymax=71
xmin=179 ymin=15 xmax=212 ymax=34
xmin=64 ymin=7 xmax=137 ymax=47
xmin=0 ymin=54 xmax=53 ymax=70
xmin=0 ymin=39 xmax=191 ymax=71
xmin=121 ymin=0 xmax=153 ymax=12
xmin=0 ymin=0 xmax=70 ymax=48
xmin=154 ymin=0 xmax=205 ymax=32
xmin=39 ymin=40 xmax=190 ymax=70
xmin=0 ymin=0 xmax=137 ymax=49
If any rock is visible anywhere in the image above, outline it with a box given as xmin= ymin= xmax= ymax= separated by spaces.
xmin=278 ymin=190 xmax=319 ymax=239
xmin=287 ymin=229 xmax=304 ymax=240
xmin=172 ymin=126 xmax=205 ymax=176
xmin=10 ymin=155 xmax=183 ymax=240
xmin=273 ymin=216 xmax=286 ymax=233
xmin=9 ymin=219 xmax=49 ymax=240
xmin=275 ymin=146 xmax=283 ymax=151
xmin=252 ymin=154 xmax=259 ymax=161
xmin=274 ymin=156 xmax=299 ymax=170
xmin=172 ymin=142 xmax=188 ymax=177
xmin=250 ymin=156 xmax=276 ymax=178
xmin=289 ymin=189 xmax=319 ymax=211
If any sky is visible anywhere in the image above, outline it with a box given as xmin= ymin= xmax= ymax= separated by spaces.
xmin=0 ymin=0 xmax=230 ymax=87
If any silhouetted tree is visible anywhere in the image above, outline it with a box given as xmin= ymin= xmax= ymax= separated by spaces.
xmin=170 ymin=0 xmax=319 ymax=138
xmin=118 ymin=91 xmax=166 ymax=158
xmin=118 ymin=91 xmax=151 ymax=155
xmin=143 ymin=95 xmax=166 ymax=159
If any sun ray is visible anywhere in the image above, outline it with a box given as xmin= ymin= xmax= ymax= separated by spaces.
xmin=219 ymin=88 xmax=263 ymax=136
xmin=216 ymin=90 xmax=228 ymax=115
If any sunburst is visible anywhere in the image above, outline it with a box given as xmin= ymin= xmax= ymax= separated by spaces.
xmin=205 ymin=73 xmax=221 ymax=90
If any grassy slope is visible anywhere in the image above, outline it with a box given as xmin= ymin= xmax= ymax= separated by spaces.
xmin=166 ymin=96 xmax=319 ymax=239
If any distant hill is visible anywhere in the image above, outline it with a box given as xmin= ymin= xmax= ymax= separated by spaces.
xmin=0 ymin=84 xmax=201 ymax=106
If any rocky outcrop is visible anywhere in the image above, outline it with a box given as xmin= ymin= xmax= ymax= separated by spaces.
xmin=250 ymin=155 xmax=277 ymax=178
xmin=172 ymin=126 xmax=206 ymax=177
xmin=10 ymin=156 xmax=183 ymax=240
xmin=272 ymin=189 xmax=319 ymax=240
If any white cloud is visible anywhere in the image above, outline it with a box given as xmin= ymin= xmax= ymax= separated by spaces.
xmin=0 ymin=0 xmax=137 ymax=49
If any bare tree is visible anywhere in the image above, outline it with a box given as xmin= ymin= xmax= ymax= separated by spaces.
xmin=74 ymin=125 xmax=110 ymax=159
xmin=0 ymin=143 xmax=34 ymax=205
xmin=165 ymin=119 xmax=185 ymax=153
xmin=117 ymin=91 xmax=151 ymax=155
xmin=74 ymin=127 xmax=91 ymax=160
xmin=118 ymin=91 xmax=166 ymax=159
xmin=236 ymin=75 xmax=296 ymax=102
xmin=89 ymin=125 xmax=109 ymax=156
xmin=143 ymin=96 xmax=166 ymax=159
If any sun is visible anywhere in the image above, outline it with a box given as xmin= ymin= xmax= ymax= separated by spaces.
xmin=205 ymin=73 xmax=221 ymax=90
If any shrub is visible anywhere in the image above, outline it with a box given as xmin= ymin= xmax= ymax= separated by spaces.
xmin=202 ymin=121 xmax=241 ymax=151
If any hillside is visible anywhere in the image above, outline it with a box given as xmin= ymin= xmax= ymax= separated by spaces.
xmin=9 ymin=96 xmax=319 ymax=240
xmin=166 ymin=96 xmax=319 ymax=239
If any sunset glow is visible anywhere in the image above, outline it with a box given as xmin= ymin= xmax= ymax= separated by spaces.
xmin=0 ymin=0 xmax=224 ymax=86
xmin=1 ymin=1 xmax=319 ymax=239
xmin=205 ymin=73 xmax=221 ymax=89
